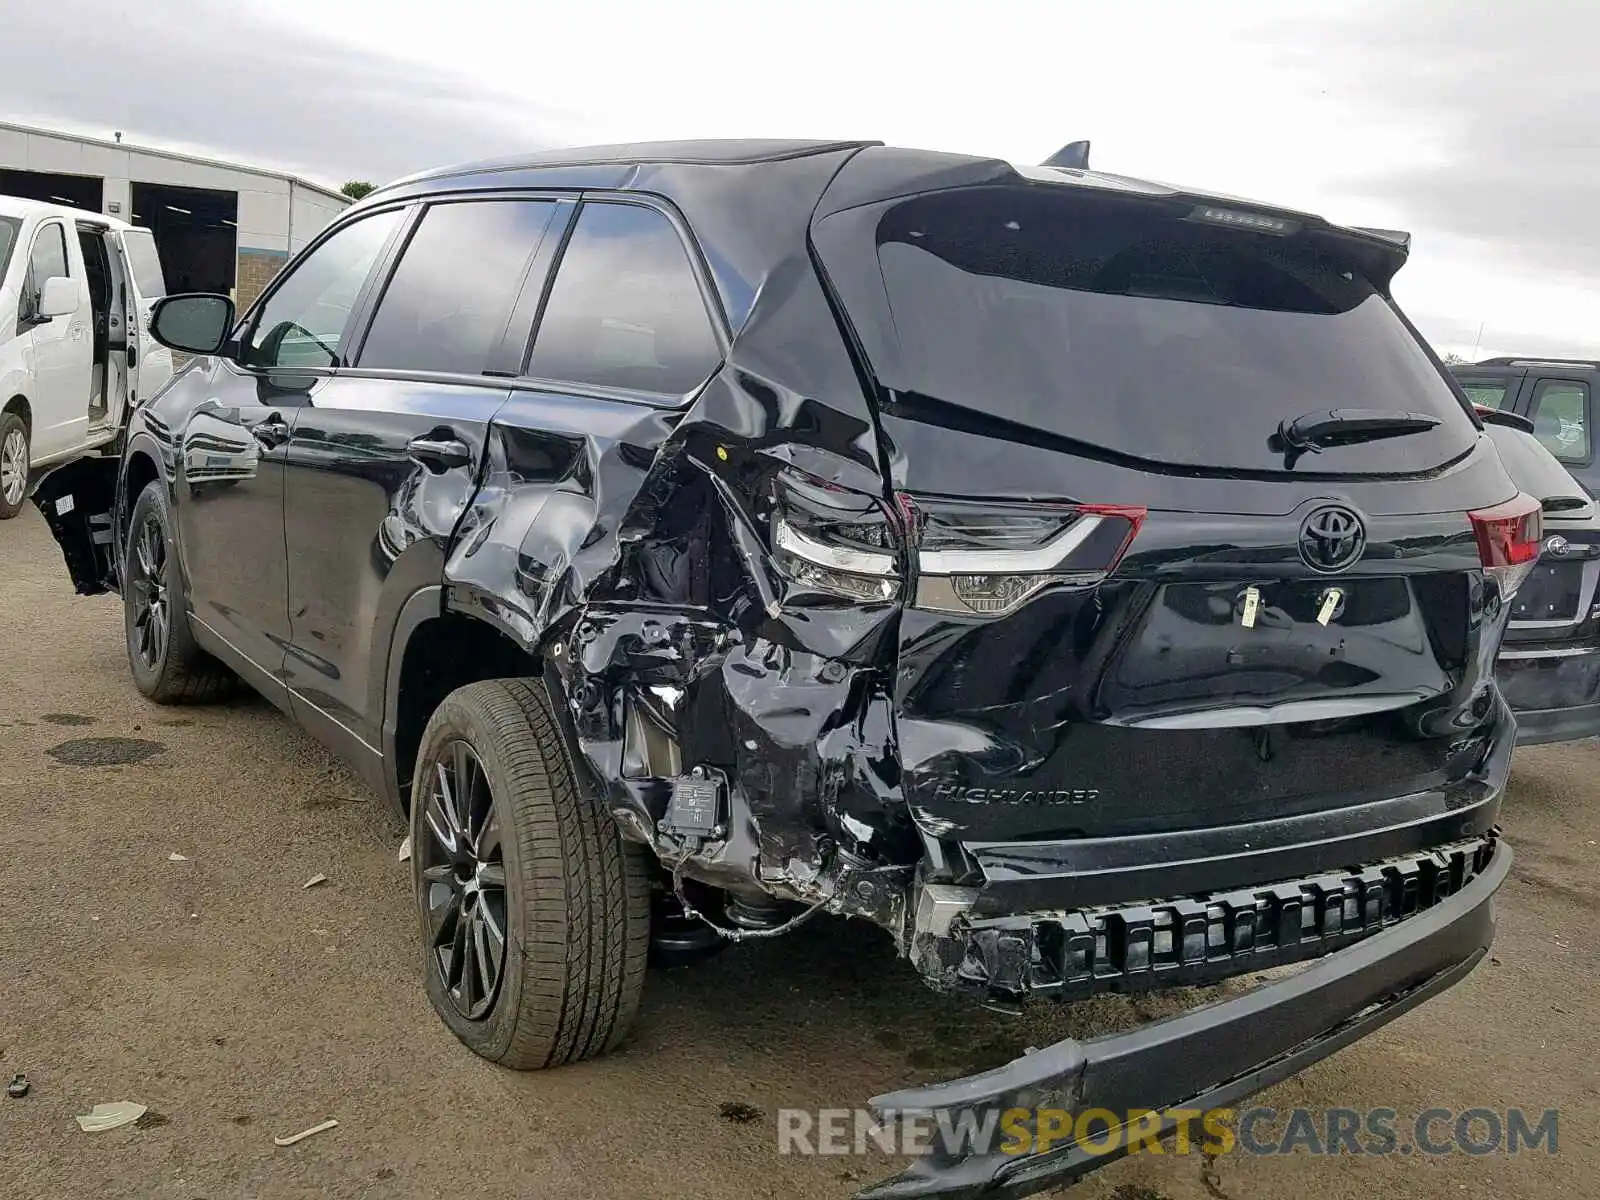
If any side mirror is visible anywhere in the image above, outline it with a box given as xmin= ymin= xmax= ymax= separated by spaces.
xmin=150 ymin=293 xmax=236 ymax=356
xmin=38 ymin=276 xmax=79 ymax=319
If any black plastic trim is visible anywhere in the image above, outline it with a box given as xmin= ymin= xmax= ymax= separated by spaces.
xmin=380 ymin=585 xmax=446 ymax=814
xmin=858 ymin=839 xmax=1510 ymax=1200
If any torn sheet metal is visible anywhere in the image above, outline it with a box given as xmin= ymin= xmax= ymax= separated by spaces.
xmin=433 ymin=190 xmax=922 ymax=934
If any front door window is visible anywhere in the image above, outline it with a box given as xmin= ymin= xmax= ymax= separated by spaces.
xmin=244 ymin=210 xmax=404 ymax=369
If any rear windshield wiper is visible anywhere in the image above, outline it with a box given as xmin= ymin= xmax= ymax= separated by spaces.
xmin=1277 ymin=408 xmax=1442 ymax=458
xmin=1542 ymin=495 xmax=1590 ymax=514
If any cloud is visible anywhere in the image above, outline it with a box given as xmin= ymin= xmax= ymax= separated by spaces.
xmin=0 ymin=0 xmax=569 ymax=185
xmin=1267 ymin=0 xmax=1600 ymax=285
xmin=4 ymin=0 xmax=1591 ymax=357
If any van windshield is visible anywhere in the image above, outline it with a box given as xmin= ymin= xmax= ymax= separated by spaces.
xmin=0 ymin=218 xmax=18 ymax=284
xmin=825 ymin=185 xmax=1478 ymax=475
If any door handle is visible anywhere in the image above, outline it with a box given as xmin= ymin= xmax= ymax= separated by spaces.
xmin=407 ymin=435 xmax=472 ymax=472
xmin=253 ymin=415 xmax=291 ymax=449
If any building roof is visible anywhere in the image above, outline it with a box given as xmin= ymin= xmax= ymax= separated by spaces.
xmin=0 ymin=120 xmax=349 ymax=203
xmin=0 ymin=193 xmax=140 ymax=228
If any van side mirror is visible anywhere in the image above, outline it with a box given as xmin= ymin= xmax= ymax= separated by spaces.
xmin=150 ymin=294 xmax=236 ymax=355
xmin=38 ymin=276 xmax=79 ymax=319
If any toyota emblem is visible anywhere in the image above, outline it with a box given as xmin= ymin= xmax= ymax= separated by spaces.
xmin=1298 ymin=504 xmax=1366 ymax=573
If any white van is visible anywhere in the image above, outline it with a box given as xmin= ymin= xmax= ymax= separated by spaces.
xmin=0 ymin=197 xmax=174 ymax=518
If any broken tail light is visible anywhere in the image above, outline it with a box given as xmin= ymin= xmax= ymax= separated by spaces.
xmin=906 ymin=497 xmax=1146 ymax=617
xmin=771 ymin=469 xmax=902 ymax=602
xmin=1468 ymin=492 xmax=1542 ymax=602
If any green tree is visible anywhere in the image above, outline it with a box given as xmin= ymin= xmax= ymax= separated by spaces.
xmin=340 ymin=180 xmax=375 ymax=201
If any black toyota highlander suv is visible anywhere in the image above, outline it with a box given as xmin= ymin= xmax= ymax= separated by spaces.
xmin=34 ymin=139 xmax=1532 ymax=1198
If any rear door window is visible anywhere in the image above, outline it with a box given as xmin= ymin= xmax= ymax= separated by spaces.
xmin=822 ymin=186 xmax=1479 ymax=474
xmin=358 ymin=199 xmax=558 ymax=375
xmin=1528 ymin=378 xmax=1591 ymax=463
xmin=1455 ymin=376 xmax=1513 ymax=410
xmin=528 ymin=201 xmax=721 ymax=397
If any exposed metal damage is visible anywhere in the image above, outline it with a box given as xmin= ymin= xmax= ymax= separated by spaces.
xmin=446 ymin=375 xmax=925 ymax=949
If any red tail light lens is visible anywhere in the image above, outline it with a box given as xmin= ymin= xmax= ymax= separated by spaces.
xmin=1468 ymin=492 xmax=1542 ymax=601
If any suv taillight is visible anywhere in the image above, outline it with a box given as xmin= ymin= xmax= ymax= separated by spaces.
xmin=766 ymin=475 xmax=1146 ymax=615
xmin=903 ymin=496 xmax=1145 ymax=617
xmin=770 ymin=469 xmax=902 ymax=603
xmin=1468 ymin=492 xmax=1542 ymax=601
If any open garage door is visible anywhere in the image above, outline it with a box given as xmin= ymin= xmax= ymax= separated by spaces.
xmin=0 ymin=169 xmax=103 ymax=212
xmin=130 ymin=182 xmax=237 ymax=294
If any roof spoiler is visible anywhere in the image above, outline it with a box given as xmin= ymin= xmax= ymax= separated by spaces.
xmin=1042 ymin=140 xmax=1091 ymax=170
xmin=1353 ymin=226 xmax=1412 ymax=250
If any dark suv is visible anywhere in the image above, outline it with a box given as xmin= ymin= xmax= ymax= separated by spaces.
xmin=1452 ymin=357 xmax=1596 ymax=494
xmin=1478 ymin=416 xmax=1600 ymax=742
xmin=36 ymin=140 xmax=1530 ymax=1198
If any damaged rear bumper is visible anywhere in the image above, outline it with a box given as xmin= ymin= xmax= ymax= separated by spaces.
xmin=857 ymin=837 xmax=1510 ymax=1200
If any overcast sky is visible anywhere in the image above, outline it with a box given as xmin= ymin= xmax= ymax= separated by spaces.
xmin=2 ymin=0 xmax=1593 ymax=360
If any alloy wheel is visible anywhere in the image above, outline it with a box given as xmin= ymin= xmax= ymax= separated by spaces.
xmin=128 ymin=515 xmax=169 ymax=671
xmin=0 ymin=428 xmax=25 ymax=508
xmin=419 ymin=740 xmax=508 ymax=1019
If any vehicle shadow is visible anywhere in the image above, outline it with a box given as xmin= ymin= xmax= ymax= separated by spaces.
xmin=634 ymin=911 xmax=1232 ymax=1086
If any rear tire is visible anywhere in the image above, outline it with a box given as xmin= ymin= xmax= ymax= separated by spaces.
xmin=0 ymin=411 xmax=28 ymax=521
xmin=411 ymin=678 xmax=651 ymax=1068
xmin=123 ymin=481 xmax=234 ymax=704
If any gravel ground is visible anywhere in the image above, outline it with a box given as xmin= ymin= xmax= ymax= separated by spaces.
xmin=1 ymin=504 xmax=1596 ymax=1199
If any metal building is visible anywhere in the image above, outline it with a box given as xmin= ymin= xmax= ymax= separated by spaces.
xmin=0 ymin=121 xmax=350 ymax=309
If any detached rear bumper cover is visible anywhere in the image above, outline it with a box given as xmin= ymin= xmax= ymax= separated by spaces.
xmin=858 ymin=839 xmax=1510 ymax=1200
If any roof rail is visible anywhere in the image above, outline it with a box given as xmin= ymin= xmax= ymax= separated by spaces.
xmin=1477 ymin=356 xmax=1600 ymax=369
xmin=1042 ymin=140 xmax=1091 ymax=170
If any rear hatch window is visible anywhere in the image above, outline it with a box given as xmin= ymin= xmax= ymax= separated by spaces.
xmin=821 ymin=185 xmax=1478 ymax=475
xmin=1484 ymin=423 xmax=1593 ymax=516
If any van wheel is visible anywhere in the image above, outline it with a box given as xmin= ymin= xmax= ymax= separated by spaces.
xmin=411 ymin=678 xmax=651 ymax=1068
xmin=0 ymin=411 xmax=28 ymax=520
xmin=123 ymin=480 xmax=234 ymax=703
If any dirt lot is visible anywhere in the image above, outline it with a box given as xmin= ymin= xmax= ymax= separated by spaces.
xmin=2 ymin=504 xmax=1597 ymax=1199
